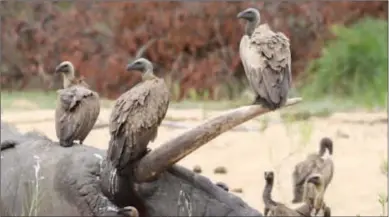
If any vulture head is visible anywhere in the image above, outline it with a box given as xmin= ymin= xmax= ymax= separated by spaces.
xmin=126 ymin=58 xmax=155 ymax=80
xmin=55 ymin=61 xmax=75 ymax=77
xmin=264 ymin=171 xmax=274 ymax=183
xmin=237 ymin=7 xmax=261 ymax=36
xmin=118 ymin=206 xmax=139 ymax=217
xmin=319 ymin=137 xmax=333 ymax=156
xmin=55 ymin=61 xmax=76 ymax=88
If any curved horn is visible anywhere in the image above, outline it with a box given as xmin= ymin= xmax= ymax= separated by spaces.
xmin=134 ymin=97 xmax=302 ymax=182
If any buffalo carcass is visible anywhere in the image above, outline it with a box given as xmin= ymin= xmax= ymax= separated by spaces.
xmin=1 ymin=98 xmax=301 ymax=216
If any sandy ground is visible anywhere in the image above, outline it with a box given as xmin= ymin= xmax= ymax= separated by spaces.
xmin=2 ymin=108 xmax=387 ymax=216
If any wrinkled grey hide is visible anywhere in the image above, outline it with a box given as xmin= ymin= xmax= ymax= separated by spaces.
xmin=1 ymin=121 xmax=262 ymax=216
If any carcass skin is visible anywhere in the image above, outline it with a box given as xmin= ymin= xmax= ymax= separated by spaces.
xmin=0 ymin=121 xmax=262 ymax=216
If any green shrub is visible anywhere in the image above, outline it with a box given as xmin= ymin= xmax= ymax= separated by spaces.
xmin=300 ymin=17 xmax=388 ymax=108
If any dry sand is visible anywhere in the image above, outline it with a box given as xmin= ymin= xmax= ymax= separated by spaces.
xmin=2 ymin=108 xmax=387 ymax=216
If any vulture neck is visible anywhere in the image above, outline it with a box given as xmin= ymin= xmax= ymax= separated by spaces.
xmin=62 ymin=73 xmax=76 ymax=88
xmin=245 ymin=19 xmax=259 ymax=37
xmin=142 ymin=70 xmax=156 ymax=81
xmin=263 ymin=179 xmax=277 ymax=207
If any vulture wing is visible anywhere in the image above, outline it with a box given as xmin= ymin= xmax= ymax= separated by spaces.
xmin=55 ymin=85 xmax=100 ymax=143
xmin=107 ymin=78 xmax=169 ymax=171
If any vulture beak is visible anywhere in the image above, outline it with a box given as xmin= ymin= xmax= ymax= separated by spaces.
xmin=126 ymin=62 xmax=142 ymax=72
xmin=237 ymin=10 xmax=245 ymax=19
xmin=55 ymin=63 xmax=69 ymax=74
xmin=237 ymin=10 xmax=250 ymax=20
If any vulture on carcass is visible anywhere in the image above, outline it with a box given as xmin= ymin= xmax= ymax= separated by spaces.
xmin=262 ymin=171 xmax=316 ymax=217
xmin=54 ymin=61 xmax=100 ymax=147
xmin=237 ymin=8 xmax=292 ymax=110
xmin=292 ymin=137 xmax=334 ymax=203
xmin=107 ymin=58 xmax=170 ymax=176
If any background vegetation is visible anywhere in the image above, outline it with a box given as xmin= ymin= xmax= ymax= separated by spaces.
xmin=0 ymin=1 xmax=387 ymax=110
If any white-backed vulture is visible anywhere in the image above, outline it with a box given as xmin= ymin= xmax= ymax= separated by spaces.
xmin=107 ymin=58 xmax=170 ymax=176
xmin=262 ymin=171 xmax=313 ymax=217
xmin=237 ymin=8 xmax=292 ymax=110
xmin=292 ymin=137 xmax=334 ymax=203
xmin=54 ymin=61 xmax=100 ymax=147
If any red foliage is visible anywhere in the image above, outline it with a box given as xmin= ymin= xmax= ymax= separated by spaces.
xmin=0 ymin=1 xmax=387 ymax=99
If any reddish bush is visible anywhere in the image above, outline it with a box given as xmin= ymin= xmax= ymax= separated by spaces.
xmin=0 ymin=1 xmax=387 ymax=99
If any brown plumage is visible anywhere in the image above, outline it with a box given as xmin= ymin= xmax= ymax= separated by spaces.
xmin=55 ymin=61 xmax=100 ymax=147
xmin=262 ymin=171 xmax=313 ymax=217
xmin=237 ymin=8 xmax=292 ymax=110
xmin=292 ymin=137 xmax=334 ymax=203
xmin=304 ymin=174 xmax=330 ymax=216
xmin=107 ymin=58 xmax=169 ymax=176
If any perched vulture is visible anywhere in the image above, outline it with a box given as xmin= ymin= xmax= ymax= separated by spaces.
xmin=262 ymin=171 xmax=313 ymax=217
xmin=54 ymin=61 xmax=100 ymax=147
xmin=292 ymin=137 xmax=334 ymax=203
xmin=237 ymin=8 xmax=292 ymax=110
xmin=107 ymin=58 xmax=170 ymax=176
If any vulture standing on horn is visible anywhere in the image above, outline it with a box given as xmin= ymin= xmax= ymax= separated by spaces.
xmin=54 ymin=61 xmax=100 ymax=147
xmin=262 ymin=171 xmax=314 ymax=217
xmin=292 ymin=137 xmax=334 ymax=203
xmin=107 ymin=58 xmax=170 ymax=176
xmin=237 ymin=8 xmax=292 ymax=110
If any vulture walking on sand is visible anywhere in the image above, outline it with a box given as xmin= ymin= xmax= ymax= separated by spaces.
xmin=262 ymin=171 xmax=316 ymax=217
xmin=292 ymin=137 xmax=334 ymax=204
xmin=237 ymin=8 xmax=292 ymax=110
xmin=54 ymin=61 xmax=100 ymax=147
xmin=107 ymin=58 xmax=170 ymax=176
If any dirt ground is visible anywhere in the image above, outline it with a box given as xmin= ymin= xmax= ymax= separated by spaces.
xmin=2 ymin=108 xmax=387 ymax=216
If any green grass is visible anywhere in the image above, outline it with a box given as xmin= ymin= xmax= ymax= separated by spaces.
xmin=1 ymin=90 xmax=114 ymax=111
xmin=299 ymin=17 xmax=388 ymax=110
xmin=1 ymin=91 xmax=57 ymax=110
xmin=1 ymin=89 xmax=383 ymax=119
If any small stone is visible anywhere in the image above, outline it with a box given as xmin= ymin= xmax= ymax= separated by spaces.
xmin=336 ymin=129 xmax=349 ymax=138
xmin=193 ymin=165 xmax=202 ymax=173
xmin=213 ymin=166 xmax=227 ymax=174
xmin=232 ymin=188 xmax=243 ymax=193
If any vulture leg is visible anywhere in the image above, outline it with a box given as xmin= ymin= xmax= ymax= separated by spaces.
xmin=253 ymin=95 xmax=276 ymax=110
xmin=59 ymin=139 xmax=74 ymax=148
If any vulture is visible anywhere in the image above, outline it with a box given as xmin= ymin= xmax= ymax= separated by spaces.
xmin=292 ymin=137 xmax=334 ymax=203
xmin=304 ymin=174 xmax=331 ymax=217
xmin=107 ymin=58 xmax=170 ymax=176
xmin=54 ymin=61 xmax=100 ymax=147
xmin=237 ymin=8 xmax=292 ymax=110
xmin=262 ymin=171 xmax=314 ymax=217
